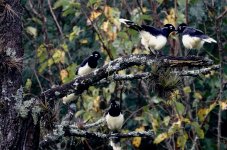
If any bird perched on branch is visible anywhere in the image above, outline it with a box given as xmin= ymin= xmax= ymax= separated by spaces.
xmin=106 ymin=100 xmax=124 ymax=131
xmin=62 ymin=51 xmax=101 ymax=104
xmin=177 ymin=23 xmax=217 ymax=50
xmin=76 ymin=51 xmax=101 ymax=76
xmin=105 ymin=100 xmax=124 ymax=150
xmin=119 ymin=18 xmax=176 ymax=55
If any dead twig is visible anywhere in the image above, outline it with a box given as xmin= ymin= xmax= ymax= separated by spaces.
xmin=47 ymin=0 xmax=64 ymax=40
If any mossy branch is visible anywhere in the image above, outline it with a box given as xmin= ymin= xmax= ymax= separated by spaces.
xmin=40 ymin=118 xmax=154 ymax=148
xmin=39 ymin=54 xmax=213 ymax=102
xmin=111 ymin=65 xmax=220 ymax=80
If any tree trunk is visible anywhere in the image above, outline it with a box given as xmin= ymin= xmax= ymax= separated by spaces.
xmin=0 ymin=0 xmax=39 ymax=149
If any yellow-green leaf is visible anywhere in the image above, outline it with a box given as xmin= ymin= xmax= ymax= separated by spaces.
xmin=25 ymin=78 xmax=32 ymax=91
xmin=60 ymin=69 xmax=69 ymax=82
xmin=168 ymin=121 xmax=181 ymax=135
xmin=219 ymin=101 xmax=227 ymax=110
xmin=194 ymin=92 xmax=203 ymax=100
xmin=132 ymin=126 xmax=145 ymax=148
xmin=175 ymin=101 xmax=185 ymax=115
xmin=197 ymin=102 xmax=217 ymax=122
xmin=154 ymin=132 xmax=168 ymax=144
xmin=150 ymin=115 xmax=159 ymax=133
xmin=191 ymin=122 xmax=204 ymax=139
xmin=26 ymin=26 xmax=37 ymax=38
xmin=47 ymin=49 xmax=65 ymax=67
xmin=163 ymin=116 xmax=170 ymax=126
xmin=69 ymin=26 xmax=82 ymax=41
xmin=37 ymin=44 xmax=48 ymax=63
xmin=177 ymin=132 xmax=188 ymax=149
xmin=183 ymin=86 xmax=191 ymax=94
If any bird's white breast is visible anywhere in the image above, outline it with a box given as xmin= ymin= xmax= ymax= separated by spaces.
xmin=106 ymin=113 xmax=124 ymax=130
xmin=77 ymin=63 xmax=95 ymax=76
xmin=140 ymin=31 xmax=167 ymax=51
xmin=182 ymin=35 xmax=204 ymax=50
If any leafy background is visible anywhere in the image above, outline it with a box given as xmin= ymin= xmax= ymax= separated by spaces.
xmin=22 ymin=0 xmax=227 ymax=149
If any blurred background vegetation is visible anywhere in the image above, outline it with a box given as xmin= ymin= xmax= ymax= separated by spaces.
xmin=21 ymin=0 xmax=226 ymax=149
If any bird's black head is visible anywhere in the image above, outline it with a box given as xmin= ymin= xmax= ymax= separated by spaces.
xmin=91 ymin=51 xmax=101 ymax=60
xmin=177 ymin=23 xmax=187 ymax=33
xmin=162 ymin=24 xmax=176 ymax=36
xmin=109 ymin=100 xmax=121 ymax=116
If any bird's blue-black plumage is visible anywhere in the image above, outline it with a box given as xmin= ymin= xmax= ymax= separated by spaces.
xmin=79 ymin=56 xmax=98 ymax=68
xmin=182 ymin=27 xmax=210 ymax=39
xmin=120 ymin=18 xmax=176 ymax=54
xmin=76 ymin=51 xmax=101 ymax=75
xmin=108 ymin=100 xmax=121 ymax=117
xmin=177 ymin=23 xmax=217 ymax=50
xmin=141 ymin=24 xmax=174 ymax=37
xmin=105 ymin=100 xmax=124 ymax=131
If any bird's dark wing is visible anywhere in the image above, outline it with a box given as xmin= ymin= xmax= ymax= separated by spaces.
xmin=75 ymin=56 xmax=90 ymax=75
xmin=141 ymin=25 xmax=161 ymax=36
xmin=75 ymin=68 xmax=78 ymax=75
xmin=184 ymin=27 xmax=208 ymax=38
xmin=80 ymin=57 xmax=90 ymax=67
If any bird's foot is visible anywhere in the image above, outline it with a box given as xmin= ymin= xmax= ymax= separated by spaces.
xmin=185 ymin=49 xmax=194 ymax=56
xmin=148 ymin=48 xmax=156 ymax=56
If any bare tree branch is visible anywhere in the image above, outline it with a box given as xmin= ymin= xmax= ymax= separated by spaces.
xmin=47 ymin=0 xmax=64 ymax=39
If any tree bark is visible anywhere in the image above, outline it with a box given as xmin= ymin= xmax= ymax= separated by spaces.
xmin=0 ymin=0 xmax=39 ymax=149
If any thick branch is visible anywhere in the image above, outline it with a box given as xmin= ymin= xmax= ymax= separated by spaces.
xmin=112 ymin=65 xmax=220 ymax=80
xmin=68 ymin=128 xmax=154 ymax=139
xmin=173 ymin=65 xmax=220 ymax=76
xmin=40 ymin=124 xmax=153 ymax=147
xmin=69 ymin=118 xmax=105 ymax=130
xmin=113 ymin=73 xmax=150 ymax=81
xmin=39 ymin=54 xmax=213 ymax=101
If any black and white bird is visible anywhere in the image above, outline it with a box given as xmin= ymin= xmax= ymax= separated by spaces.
xmin=119 ymin=18 xmax=176 ymax=55
xmin=105 ymin=100 xmax=124 ymax=131
xmin=177 ymin=23 xmax=217 ymax=50
xmin=105 ymin=100 xmax=124 ymax=150
xmin=62 ymin=51 xmax=101 ymax=104
xmin=76 ymin=51 xmax=101 ymax=76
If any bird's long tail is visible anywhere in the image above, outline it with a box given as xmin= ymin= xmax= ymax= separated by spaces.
xmin=203 ymin=37 xmax=217 ymax=43
xmin=109 ymin=137 xmax=121 ymax=150
xmin=119 ymin=18 xmax=142 ymax=31
xmin=62 ymin=93 xmax=76 ymax=104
